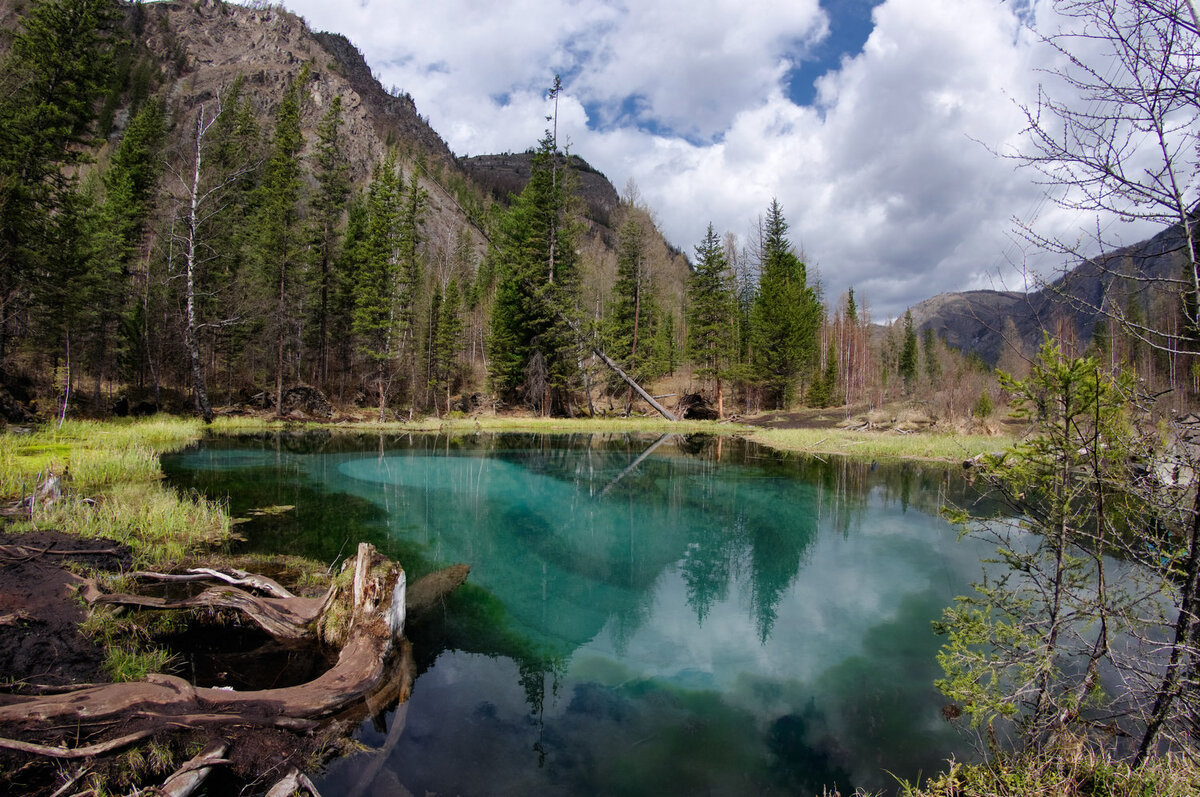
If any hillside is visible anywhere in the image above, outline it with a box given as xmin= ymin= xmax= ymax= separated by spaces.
xmin=909 ymin=220 xmax=1194 ymax=364
xmin=0 ymin=0 xmax=696 ymax=422
xmin=132 ymin=0 xmax=479 ymax=250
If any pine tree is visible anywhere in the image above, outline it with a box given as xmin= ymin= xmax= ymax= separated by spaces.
xmin=248 ymin=66 xmax=309 ymax=414
xmin=898 ymin=310 xmax=919 ymax=393
xmin=687 ymin=223 xmax=735 ymax=416
xmin=749 ymin=200 xmax=820 ymax=408
xmin=487 ymin=129 xmax=580 ymax=414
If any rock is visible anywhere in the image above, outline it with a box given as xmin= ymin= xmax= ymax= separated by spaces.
xmin=676 ymin=392 xmax=719 ymax=421
xmin=281 ymin=386 xmax=333 ymax=418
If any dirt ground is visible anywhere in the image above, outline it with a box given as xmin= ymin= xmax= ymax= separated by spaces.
xmin=0 ymin=530 xmax=130 ymax=689
xmin=0 ymin=530 xmax=337 ymax=795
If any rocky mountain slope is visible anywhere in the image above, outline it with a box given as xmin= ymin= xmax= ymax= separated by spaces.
xmin=134 ymin=0 xmax=479 ymax=247
xmin=909 ymin=220 xmax=1193 ymax=364
xmin=128 ymin=0 xmax=674 ymax=267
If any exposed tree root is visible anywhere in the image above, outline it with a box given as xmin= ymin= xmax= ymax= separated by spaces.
xmin=265 ymin=766 xmax=325 ymax=797
xmin=0 ymin=544 xmax=469 ymax=794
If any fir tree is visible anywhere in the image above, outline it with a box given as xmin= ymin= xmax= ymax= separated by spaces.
xmin=487 ymin=129 xmax=580 ymax=414
xmin=749 ymin=200 xmax=820 ymax=408
xmin=687 ymin=223 xmax=735 ymax=416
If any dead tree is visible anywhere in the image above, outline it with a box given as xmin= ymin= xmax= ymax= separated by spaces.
xmin=0 ymin=545 xmax=467 ymax=774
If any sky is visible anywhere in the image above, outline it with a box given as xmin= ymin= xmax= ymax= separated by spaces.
xmin=275 ymin=0 xmax=1172 ymax=318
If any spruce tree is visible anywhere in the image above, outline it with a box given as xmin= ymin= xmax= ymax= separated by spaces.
xmin=899 ymin=310 xmax=919 ymax=393
xmin=84 ymin=99 xmax=165 ymax=402
xmin=352 ymin=156 xmax=404 ymax=421
xmin=487 ymin=130 xmax=580 ymax=414
xmin=688 ymin=223 xmax=735 ymax=416
xmin=248 ymin=66 xmax=309 ymax=413
xmin=0 ymin=0 xmax=117 ymax=366
xmin=749 ymin=200 xmax=820 ymax=408
xmin=428 ymin=278 xmax=463 ymax=415
xmin=922 ymin=326 xmax=941 ymax=383
xmin=306 ymin=95 xmax=349 ymax=388
xmin=606 ymin=213 xmax=667 ymax=403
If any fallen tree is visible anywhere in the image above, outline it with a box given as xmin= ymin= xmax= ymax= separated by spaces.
xmin=0 ymin=544 xmax=469 ymax=793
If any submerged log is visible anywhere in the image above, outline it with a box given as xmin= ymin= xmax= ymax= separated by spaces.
xmin=0 ymin=545 xmax=468 ymax=757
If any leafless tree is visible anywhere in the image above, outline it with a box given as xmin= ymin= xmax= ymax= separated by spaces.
xmin=1016 ymin=0 xmax=1198 ymax=357
xmin=1010 ymin=0 xmax=1200 ymax=762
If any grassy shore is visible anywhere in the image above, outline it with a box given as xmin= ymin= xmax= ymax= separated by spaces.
xmin=0 ymin=413 xmax=1012 ymax=568
xmin=213 ymin=413 xmax=1015 ymax=461
xmin=0 ymin=416 xmax=227 ymax=566
xmin=11 ymin=416 xmax=1200 ymax=795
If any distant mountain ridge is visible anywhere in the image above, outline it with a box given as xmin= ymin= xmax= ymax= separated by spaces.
xmin=908 ymin=220 xmax=1193 ymax=364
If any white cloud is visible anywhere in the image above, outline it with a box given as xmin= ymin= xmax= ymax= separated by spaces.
xmin=279 ymin=0 xmax=1168 ymax=317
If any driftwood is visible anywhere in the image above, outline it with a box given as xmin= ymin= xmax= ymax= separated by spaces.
xmin=0 ymin=545 xmax=469 ymax=768
xmin=267 ymin=766 xmax=325 ymax=797
xmin=130 ymin=567 xmax=297 ymax=598
xmin=158 ymin=742 xmax=229 ymax=797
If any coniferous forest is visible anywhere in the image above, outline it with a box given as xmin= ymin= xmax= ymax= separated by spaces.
xmin=0 ymin=0 xmax=1138 ymax=427
xmin=0 ymin=0 xmax=1196 ymax=429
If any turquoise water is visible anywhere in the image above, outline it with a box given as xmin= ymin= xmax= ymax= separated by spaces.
xmin=162 ymin=432 xmax=991 ymax=796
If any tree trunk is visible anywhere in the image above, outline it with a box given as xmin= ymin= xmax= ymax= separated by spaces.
xmin=184 ymin=107 xmax=213 ymax=424
xmin=0 ymin=548 xmax=468 ymax=758
xmin=1135 ymin=487 xmax=1200 ymax=765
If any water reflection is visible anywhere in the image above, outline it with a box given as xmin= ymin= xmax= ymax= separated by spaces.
xmin=162 ymin=432 xmax=990 ymax=795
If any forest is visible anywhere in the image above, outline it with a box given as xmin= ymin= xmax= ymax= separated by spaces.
xmin=0 ymin=0 xmax=1134 ymax=428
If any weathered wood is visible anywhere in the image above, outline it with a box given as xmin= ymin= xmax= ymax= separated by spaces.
xmin=2 ymin=547 xmax=462 ymax=742
xmin=589 ymin=345 xmax=678 ymax=421
xmin=126 ymin=567 xmax=298 ymax=599
xmin=158 ymin=742 xmax=229 ymax=797
xmin=81 ymin=579 xmax=325 ymax=639
xmin=266 ymin=767 xmax=325 ymax=797
xmin=0 ymin=729 xmax=157 ymax=759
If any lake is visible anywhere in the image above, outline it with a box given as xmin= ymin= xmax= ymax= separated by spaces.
xmin=162 ymin=431 xmax=993 ymax=796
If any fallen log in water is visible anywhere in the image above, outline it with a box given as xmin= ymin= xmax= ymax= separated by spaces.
xmin=0 ymin=544 xmax=469 ymax=771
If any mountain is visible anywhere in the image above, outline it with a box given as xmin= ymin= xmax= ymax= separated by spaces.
xmin=908 ymin=220 xmax=1193 ymax=364
xmin=126 ymin=0 xmax=679 ymax=264
xmin=461 ymin=152 xmax=622 ymax=236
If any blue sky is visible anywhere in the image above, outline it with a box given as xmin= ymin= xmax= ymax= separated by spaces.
xmin=277 ymin=0 xmax=1168 ymax=318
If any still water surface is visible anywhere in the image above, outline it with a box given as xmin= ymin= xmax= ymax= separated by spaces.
xmin=162 ymin=432 xmax=992 ymax=796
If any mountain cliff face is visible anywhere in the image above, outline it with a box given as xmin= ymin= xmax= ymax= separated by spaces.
xmin=129 ymin=0 xmax=667 ymax=264
xmin=133 ymin=0 xmax=478 ymax=248
xmin=462 ymin=152 xmax=622 ymax=236
xmin=909 ymin=221 xmax=1193 ymax=364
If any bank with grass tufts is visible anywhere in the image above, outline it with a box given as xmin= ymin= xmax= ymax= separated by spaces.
xmin=1 ymin=417 xmax=231 ymax=567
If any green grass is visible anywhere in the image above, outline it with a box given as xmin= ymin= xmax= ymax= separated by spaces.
xmin=746 ymin=427 xmax=1014 ymax=461
xmin=0 ymin=416 xmax=227 ymax=567
xmin=899 ymin=745 xmax=1200 ymax=797
xmin=213 ymin=414 xmax=1017 ymax=462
